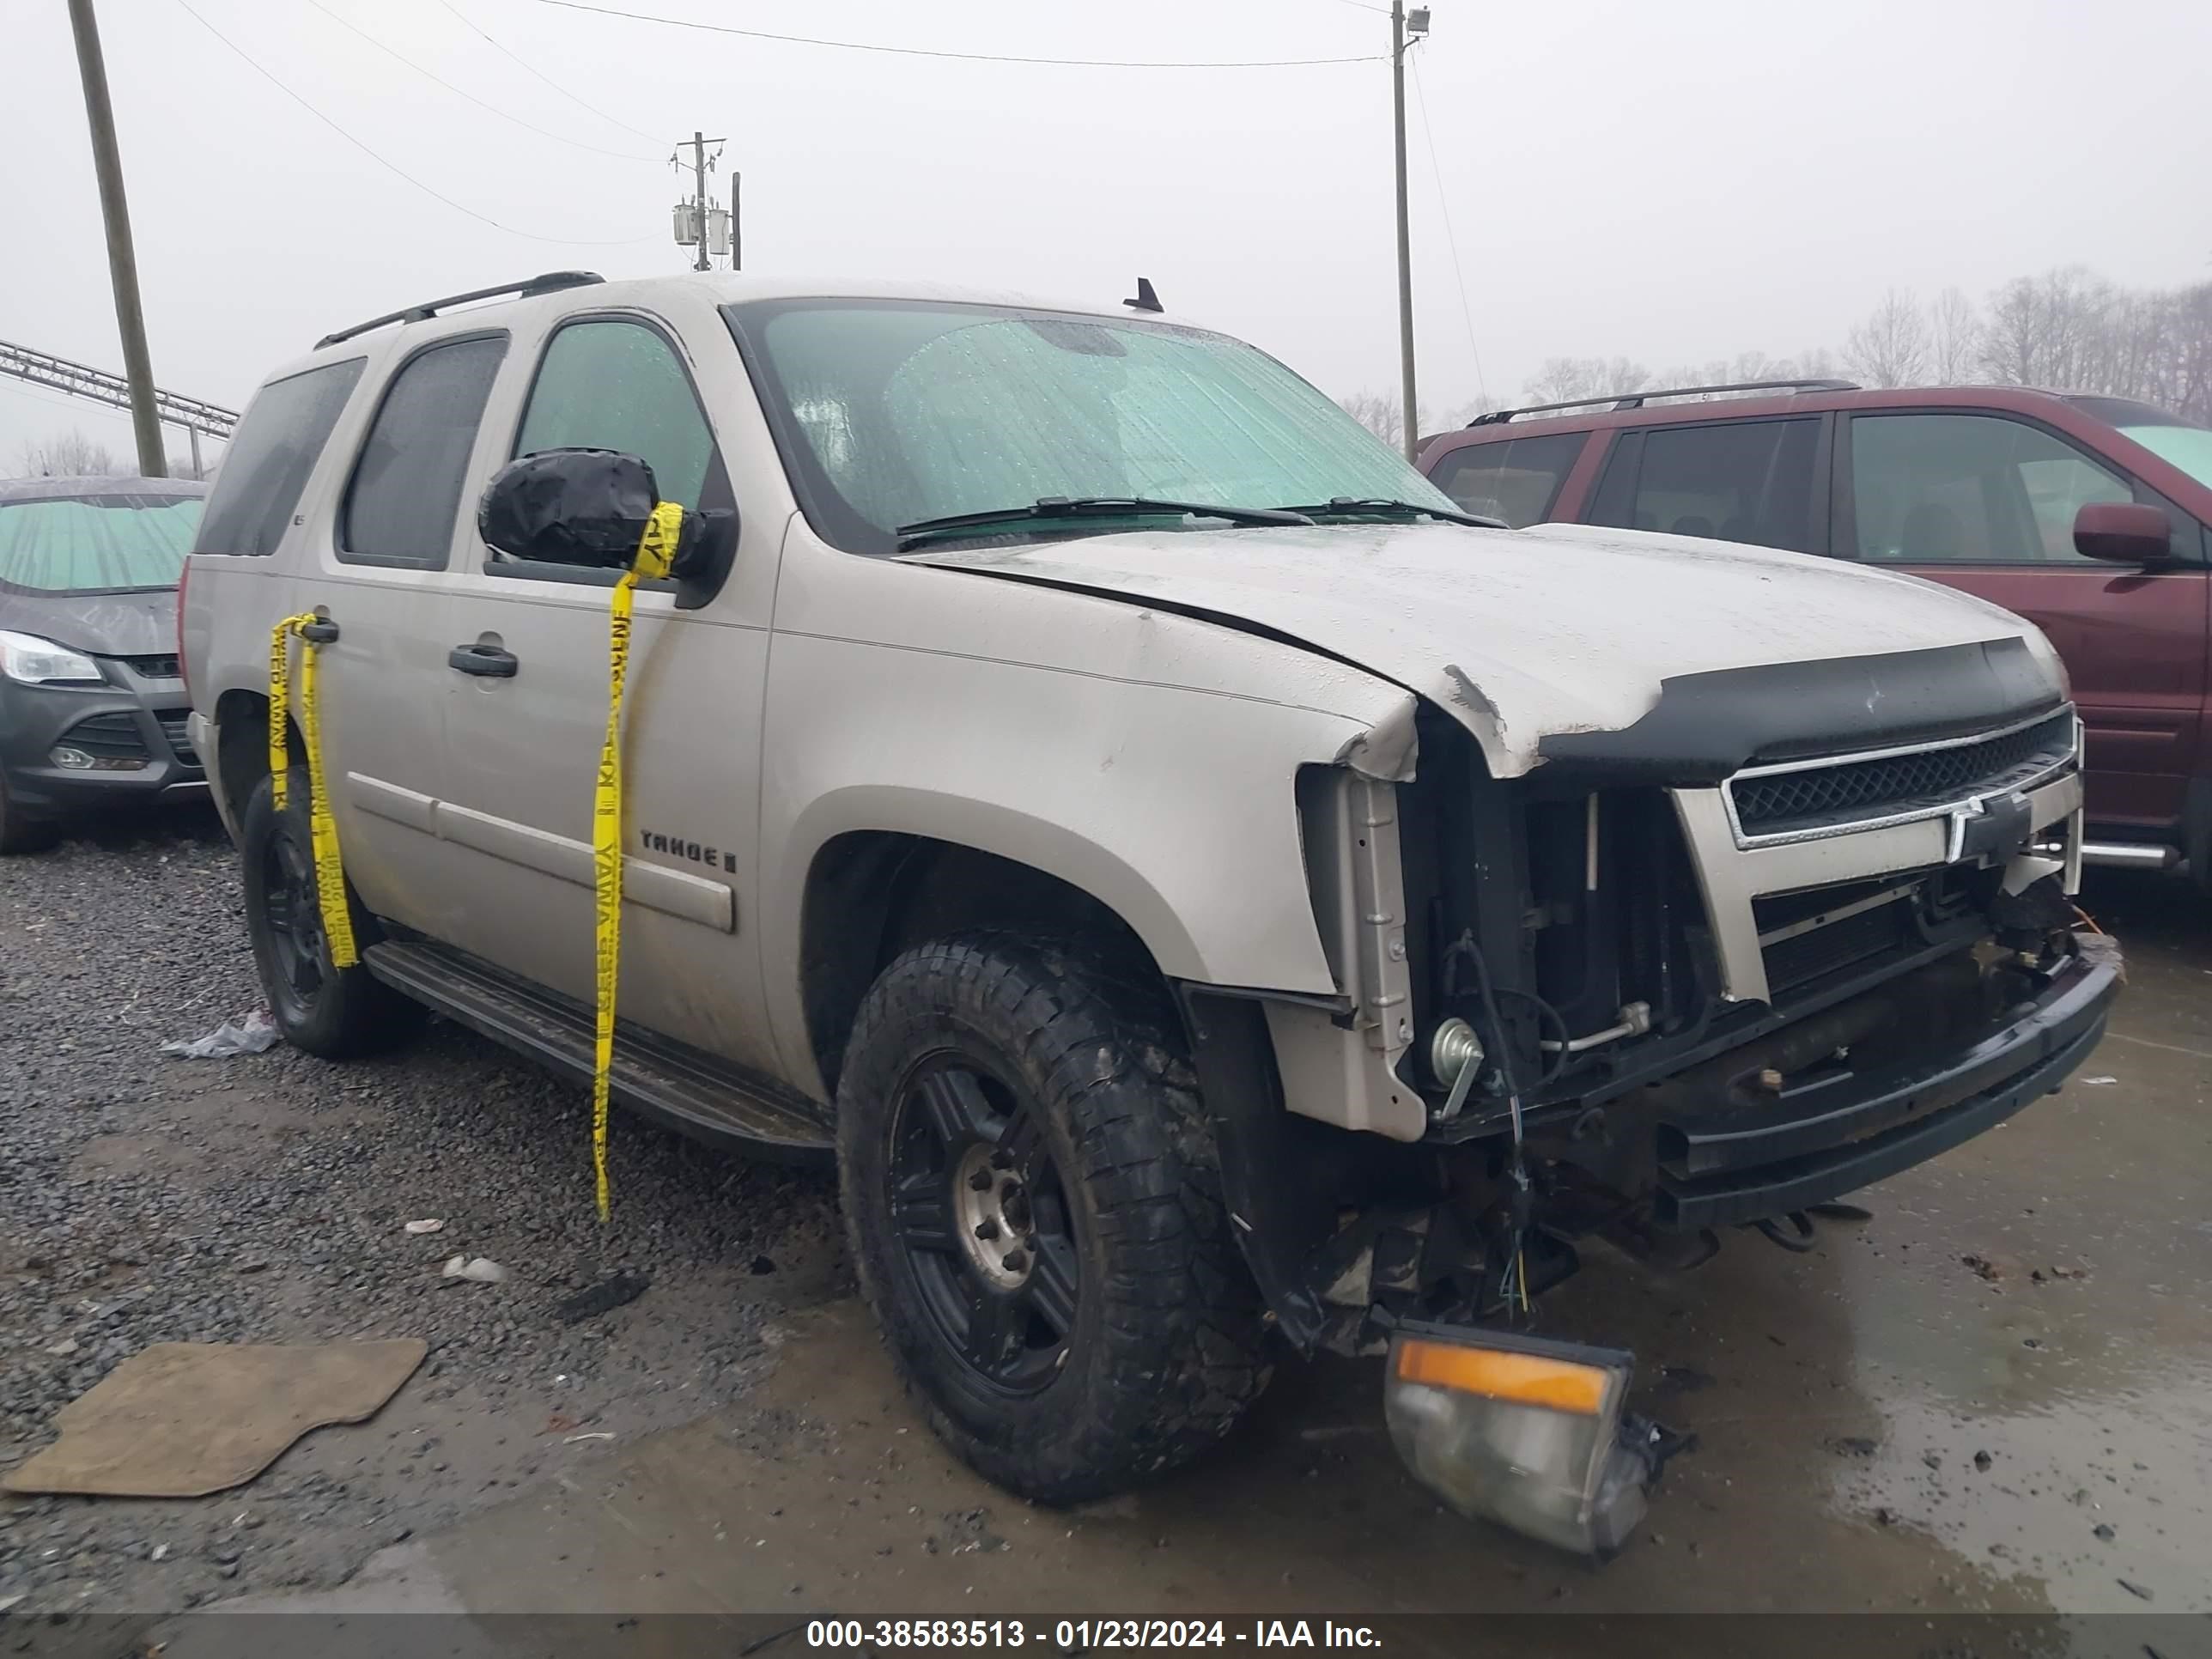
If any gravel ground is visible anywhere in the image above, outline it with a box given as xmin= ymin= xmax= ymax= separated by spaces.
xmin=0 ymin=807 xmax=844 ymax=1616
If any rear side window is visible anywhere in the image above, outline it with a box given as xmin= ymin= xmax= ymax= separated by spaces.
xmin=1591 ymin=418 xmax=1820 ymax=550
xmin=1848 ymin=413 xmax=2130 ymax=565
xmin=341 ymin=335 xmax=507 ymax=568
xmin=513 ymin=319 xmax=714 ymax=509
xmin=1428 ymin=432 xmax=1585 ymax=526
xmin=191 ymin=358 xmax=363 ymax=556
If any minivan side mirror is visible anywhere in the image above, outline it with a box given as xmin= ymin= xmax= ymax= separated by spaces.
xmin=478 ymin=447 xmax=667 ymax=569
xmin=2073 ymin=501 xmax=2171 ymax=565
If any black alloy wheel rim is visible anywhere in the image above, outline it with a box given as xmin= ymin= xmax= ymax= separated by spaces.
xmin=888 ymin=1054 xmax=1080 ymax=1395
xmin=262 ymin=830 xmax=327 ymax=1021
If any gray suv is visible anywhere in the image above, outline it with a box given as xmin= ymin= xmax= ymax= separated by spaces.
xmin=180 ymin=271 xmax=2114 ymax=1555
xmin=0 ymin=475 xmax=209 ymax=851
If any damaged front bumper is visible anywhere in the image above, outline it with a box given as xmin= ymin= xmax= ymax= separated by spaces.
xmin=1370 ymin=944 xmax=2116 ymax=1557
xmin=1649 ymin=945 xmax=2117 ymax=1230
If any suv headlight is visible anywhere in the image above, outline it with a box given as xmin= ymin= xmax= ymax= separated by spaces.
xmin=0 ymin=630 xmax=104 ymax=686
xmin=1384 ymin=1324 xmax=1656 ymax=1555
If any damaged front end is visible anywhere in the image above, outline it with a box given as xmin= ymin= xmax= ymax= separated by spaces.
xmin=1183 ymin=662 xmax=2120 ymax=1560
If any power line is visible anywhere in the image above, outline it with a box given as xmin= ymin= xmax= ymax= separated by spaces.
xmin=432 ymin=0 xmax=663 ymax=143
xmin=532 ymin=0 xmax=1386 ymax=69
xmin=300 ymin=0 xmax=661 ymax=161
xmin=170 ymin=0 xmax=659 ymax=247
xmin=1410 ymin=53 xmax=1489 ymax=404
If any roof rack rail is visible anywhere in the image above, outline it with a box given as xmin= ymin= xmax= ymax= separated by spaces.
xmin=1467 ymin=378 xmax=1860 ymax=426
xmin=315 ymin=270 xmax=605 ymax=349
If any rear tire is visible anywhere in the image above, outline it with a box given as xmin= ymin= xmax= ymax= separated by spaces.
xmin=0 ymin=775 xmax=62 ymax=855
xmin=240 ymin=767 xmax=421 ymax=1058
xmin=838 ymin=933 xmax=1270 ymax=1504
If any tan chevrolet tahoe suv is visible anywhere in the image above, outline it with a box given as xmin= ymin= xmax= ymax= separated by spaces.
xmin=180 ymin=271 xmax=2115 ymax=1555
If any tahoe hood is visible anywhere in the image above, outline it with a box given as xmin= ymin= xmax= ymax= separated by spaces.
xmin=905 ymin=520 xmax=2065 ymax=778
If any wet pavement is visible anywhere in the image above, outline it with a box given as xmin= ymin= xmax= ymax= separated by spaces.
xmin=12 ymin=871 xmax=2211 ymax=1648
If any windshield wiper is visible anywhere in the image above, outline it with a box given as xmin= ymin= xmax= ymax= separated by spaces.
xmin=1274 ymin=496 xmax=1504 ymax=529
xmin=896 ymin=495 xmax=1314 ymax=550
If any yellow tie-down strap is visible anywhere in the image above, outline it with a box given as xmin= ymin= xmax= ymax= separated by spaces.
xmin=268 ymin=613 xmax=357 ymax=970
xmin=590 ymin=501 xmax=685 ymax=1220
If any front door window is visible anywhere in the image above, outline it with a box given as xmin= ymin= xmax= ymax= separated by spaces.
xmin=513 ymin=319 xmax=716 ymax=511
xmin=1849 ymin=414 xmax=2130 ymax=564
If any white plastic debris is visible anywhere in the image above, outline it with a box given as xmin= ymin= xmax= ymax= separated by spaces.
xmin=403 ymin=1219 xmax=446 ymax=1235
xmin=2075 ymin=930 xmax=2126 ymax=983
xmin=2081 ymin=1076 xmax=2118 ymax=1086
xmin=160 ymin=1010 xmax=279 ymax=1059
xmin=441 ymin=1255 xmax=507 ymax=1284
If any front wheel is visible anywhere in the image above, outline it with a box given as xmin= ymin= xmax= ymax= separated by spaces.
xmin=240 ymin=766 xmax=421 ymax=1058
xmin=838 ymin=935 xmax=1270 ymax=1504
xmin=0 ymin=774 xmax=62 ymax=855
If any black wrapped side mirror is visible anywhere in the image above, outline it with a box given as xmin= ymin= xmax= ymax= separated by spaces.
xmin=478 ymin=449 xmax=735 ymax=606
xmin=478 ymin=448 xmax=665 ymax=569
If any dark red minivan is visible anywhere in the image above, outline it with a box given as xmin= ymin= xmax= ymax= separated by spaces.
xmin=1419 ymin=382 xmax=2212 ymax=884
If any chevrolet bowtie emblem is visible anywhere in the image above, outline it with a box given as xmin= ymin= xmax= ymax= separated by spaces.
xmin=1947 ymin=791 xmax=2033 ymax=865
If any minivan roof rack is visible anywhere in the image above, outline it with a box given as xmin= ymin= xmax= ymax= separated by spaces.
xmin=315 ymin=270 xmax=605 ymax=349
xmin=1467 ymin=377 xmax=1860 ymax=426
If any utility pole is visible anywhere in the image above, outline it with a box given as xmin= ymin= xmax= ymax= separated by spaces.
xmin=672 ymin=131 xmax=728 ymax=271
xmin=66 ymin=0 xmax=164 ymax=478
xmin=689 ymin=131 xmax=711 ymax=272
xmin=1390 ymin=3 xmax=1429 ymax=463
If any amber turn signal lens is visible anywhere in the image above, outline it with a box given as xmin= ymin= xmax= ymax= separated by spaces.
xmin=1393 ymin=1337 xmax=1608 ymax=1415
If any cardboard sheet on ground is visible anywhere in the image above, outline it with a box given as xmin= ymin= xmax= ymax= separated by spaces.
xmin=2 ymin=1339 xmax=426 ymax=1498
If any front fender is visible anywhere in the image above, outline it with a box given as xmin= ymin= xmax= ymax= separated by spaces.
xmin=756 ymin=540 xmax=1419 ymax=1092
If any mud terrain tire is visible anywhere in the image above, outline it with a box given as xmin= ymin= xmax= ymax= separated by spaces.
xmin=241 ymin=766 xmax=420 ymax=1058
xmin=839 ymin=933 xmax=1271 ymax=1503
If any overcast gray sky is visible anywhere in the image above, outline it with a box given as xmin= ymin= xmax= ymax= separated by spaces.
xmin=3 ymin=0 xmax=2208 ymax=469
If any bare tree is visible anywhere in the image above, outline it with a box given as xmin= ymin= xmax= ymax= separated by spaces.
xmin=1790 ymin=347 xmax=1843 ymax=382
xmin=1926 ymin=288 xmax=1979 ymax=383
xmin=1843 ymin=289 xmax=1930 ymax=388
xmin=1979 ymin=267 xmax=2114 ymax=389
xmin=1450 ymin=392 xmax=1509 ymax=425
xmin=1521 ymin=356 xmax=1650 ymax=407
xmin=1335 ymin=392 xmax=1434 ymax=451
xmin=2167 ymin=283 xmax=2212 ymax=424
xmin=1486 ymin=267 xmax=2209 ymax=433
xmin=18 ymin=429 xmax=123 ymax=478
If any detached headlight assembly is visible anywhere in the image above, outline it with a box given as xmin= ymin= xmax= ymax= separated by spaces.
xmin=1384 ymin=1322 xmax=1662 ymax=1556
xmin=0 ymin=630 xmax=104 ymax=686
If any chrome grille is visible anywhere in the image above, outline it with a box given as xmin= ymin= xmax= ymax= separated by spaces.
xmin=1730 ymin=709 xmax=2075 ymax=842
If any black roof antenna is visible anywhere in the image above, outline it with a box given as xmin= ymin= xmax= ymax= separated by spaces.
xmin=1123 ymin=276 xmax=1164 ymax=313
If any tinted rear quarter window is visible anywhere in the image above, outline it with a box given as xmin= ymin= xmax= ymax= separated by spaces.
xmin=191 ymin=358 xmax=364 ymax=556
xmin=1428 ymin=432 xmax=1586 ymax=526
xmin=341 ymin=334 xmax=507 ymax=568
xmin=1589 ymin=417 xmax=1820 ymax=550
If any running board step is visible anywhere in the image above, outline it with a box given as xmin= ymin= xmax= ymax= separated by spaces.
xmin=362 ymin=939 xmax=832 ymax=1164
